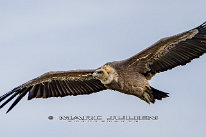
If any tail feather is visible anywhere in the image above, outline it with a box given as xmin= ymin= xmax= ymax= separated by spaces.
xmin=144 ymin=87 xmax=169 ymax=103
xmin=152 ymin=87 xmax=169 ymax=101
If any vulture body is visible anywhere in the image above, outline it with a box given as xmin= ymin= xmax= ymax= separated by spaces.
xmin=1 ymin=22 xmax=206 ymax=113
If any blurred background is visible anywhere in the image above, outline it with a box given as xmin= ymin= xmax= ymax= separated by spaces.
xmin=0 ymin=0 xmax=206 ymax=137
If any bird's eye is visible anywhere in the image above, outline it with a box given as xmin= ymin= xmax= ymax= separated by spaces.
xmin=98 ymin=71 xmax=103 ymax=74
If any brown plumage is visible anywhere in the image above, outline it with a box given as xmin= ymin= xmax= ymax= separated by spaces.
xmin=1 ymin=22 xmax=206 ymax=113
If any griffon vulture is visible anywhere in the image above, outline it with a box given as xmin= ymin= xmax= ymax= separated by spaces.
xmin=1 ymin=22 xmax=206 ymax=113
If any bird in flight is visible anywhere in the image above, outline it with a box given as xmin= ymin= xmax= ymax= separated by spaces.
xmin=1 ymin=22 xmax=206 ymax=113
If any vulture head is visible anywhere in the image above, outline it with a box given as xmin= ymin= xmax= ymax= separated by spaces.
xmin=93 ymin=65 xmax=118 ymax=85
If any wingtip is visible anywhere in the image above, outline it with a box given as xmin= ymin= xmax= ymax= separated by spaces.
xmin=6 ymin=107 xmax=13 ymax=113
xmin=0 ymin=86 xmax=29 ymax=113
xmin=0 ymin=90 xmax=14 ymax=102
xmin=197 ymin=21 xmax=206 ymax=31
xmin=201 ymin=21 xmax=206 ymax=26
xmin=6 ymin=109 xmax=11 ymax=114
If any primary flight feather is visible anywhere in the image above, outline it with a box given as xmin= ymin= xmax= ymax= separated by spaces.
xmin=1 ymin=22 xmax=206 ymax=113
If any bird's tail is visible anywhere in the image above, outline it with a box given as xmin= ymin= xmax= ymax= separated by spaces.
xmin=143 ymin=87 xmax=169 ymax=103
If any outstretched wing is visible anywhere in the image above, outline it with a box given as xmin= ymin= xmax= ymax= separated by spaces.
xmin=122 ymin=22 xmax=206 ymax=79
xmin=0 ymin=69 xmax=106 ymax=113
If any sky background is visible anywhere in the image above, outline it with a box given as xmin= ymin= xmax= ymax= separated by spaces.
xmin=0 ymin=0 xmax=206 ymax=137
